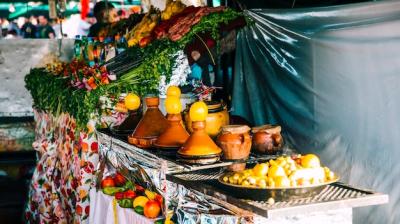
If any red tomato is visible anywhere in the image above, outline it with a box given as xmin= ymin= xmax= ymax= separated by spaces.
xmin=135 ymin=184 xmax=145 ymax=194
xmin=124 ymin=190 xmax=136 ymax=199
xmin=114 ymin=173 xmax=126 ymax=187
xmin=101 ymin=177 xmax=115 ymax=189
xmin=155 ymin=194 xmax=163 ymax=206
xmin=115 ymin=192 xmax=124 ymax=200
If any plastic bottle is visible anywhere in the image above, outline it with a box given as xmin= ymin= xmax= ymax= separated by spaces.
xmin=74 ymin=35 xmax=82 ymax=58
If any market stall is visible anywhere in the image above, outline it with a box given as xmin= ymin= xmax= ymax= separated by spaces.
xmin=20 ymin=1 xmax=391 ymax=223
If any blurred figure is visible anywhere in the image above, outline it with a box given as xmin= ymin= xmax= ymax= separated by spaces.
xmin=20 ymin=17 xmax=37 ymax=38
xmin=88 ymin=1 xmax=119 ymax=37
xmin=30 ymin=16 xmax=38 ymax=26
xmin=37 ymin=15 xmax=55 ymax=39
xmin=5 ymin=29 xmax=19 ymax=39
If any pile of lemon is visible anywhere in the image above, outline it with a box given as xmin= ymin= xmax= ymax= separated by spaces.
xmin=222 ymin=154 xmax=336 ymax=188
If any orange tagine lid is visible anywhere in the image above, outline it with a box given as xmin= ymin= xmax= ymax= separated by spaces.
xmin=178 ymin=121 xmax=222 ymax=156
xmin=155 ymin=114 xmax=189 ymax=149
xmin=128 ymin=97 xmax=168 ymax=148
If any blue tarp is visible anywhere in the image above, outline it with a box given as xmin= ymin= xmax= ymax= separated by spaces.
xmin=232 ymin=1 xmax=400 ymax=223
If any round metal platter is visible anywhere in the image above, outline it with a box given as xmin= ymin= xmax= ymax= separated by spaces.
xmin=217 ymin=173 xmax=340 ymax=201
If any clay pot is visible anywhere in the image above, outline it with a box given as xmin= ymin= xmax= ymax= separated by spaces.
xmin=111 ymin=109 xmax=142 ymax=136
xmin=128 ymin=97 xmax=168 ymax=148
xmin=178 ymin=121 xmax=222 ymax=157
xmin=154 ymin=114 xmax=189 ymax=149
xmin=184 ymin=101 xmax=229 ymax=138
xmin=252 ymin=125 xmax=283 ymax=155
xmin=217 ymin=125 xmax=251 ymax=161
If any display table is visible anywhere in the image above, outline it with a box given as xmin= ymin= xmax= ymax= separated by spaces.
xmin=96 ymin=130 xmax=388 ymax=224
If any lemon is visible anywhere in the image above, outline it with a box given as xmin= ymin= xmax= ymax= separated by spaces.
xmin=133 ymin=196 xmax=149 ymax=208
xmin=189 ymin=101 xmax=208 ymax=122
xmin=124 ymin=93 xmax=141 ymax=110
xmin=165 ymin=96 xmax=182 ymax=114
xmin=274 ymin=176 xmax=290 ymax=188
xmin=252 ymin=163 xmax=269 ymax=177
xmin=166 ymin=86 xmax=181 ymax=98
xmin=301 ymin=154 xmax=321 ymax=168
xmin=267 ymin=165 xmax=286 ymax=178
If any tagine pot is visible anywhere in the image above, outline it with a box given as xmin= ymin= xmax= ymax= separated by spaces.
xmin=178 ymin=121 xmax=222 ymax=164
xmin=154 ymin=114 xmax=189 ymax=149
xmin=128 ymin=97 xmax=168 ymax=148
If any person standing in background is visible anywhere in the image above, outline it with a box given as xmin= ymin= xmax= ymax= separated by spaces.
xmin=88 ymin=1 xmax=119 ymax=37
xmin=37 ymin=15 xmax=55 ymax=39
xmin=20 ymin=17 xmax=37 ymax=38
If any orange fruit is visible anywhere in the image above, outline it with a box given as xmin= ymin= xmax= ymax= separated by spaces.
xmin=189 ymin=101 xmax=208 ymax=122
xmin=165 ymin=96 xmax=182 ymax=114
xmin=133 ymin=196 xmax=149 ymax=208
xmin=267 ymin=165 xmax=286 ymax=178
xmin=144 ymin=200 xmax=161 ymax=218
xmin=166 ymin=86 xmax=181 ymax=98
xmin=301 ymin=154 xmax=321 ymax=168
xmin=252 ymin=163 xmax=269 ymax=177
xmin=124 ymin=93 xmax=141 ymax=110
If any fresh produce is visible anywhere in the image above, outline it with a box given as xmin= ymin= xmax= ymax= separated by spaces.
xmin=161 ymin=0 xmax=186 ymax=21
xmin=166 ymin=86 xmax=181 ymax=98
xmin=133 ymin=196 xmax=149 ymax=208
xmin=115 ymin=192 xmax=125 ymax=200
xmin=167 ymin=6 xmax=226 ymax=41
xmin=144 ymin=200 xmax=161 ymax=219
xmin=135 ymin=184 xmax=145 ymax=193
xmin=114 ymin=172 xmax=127 ymax=186
xmin=118 ymin=199 xmax=134 ymax=208
xmin=99 ymin=174 xmax=164 ymax=218
xmin=155 ymin=194 xmax=163 ymax=206
xmin=124 ymin=189 xmax=137 ymax=199
xmin=126 ymin=6 xmax=160 ymax=47
xmin=300 ymin=154 xmax=321 ymax=168
xmin=134 ymin=206 xmax=144 ymax=215
xmin=189 ymin=101 xmax=208 ymax=121
xmin=222 ymin=154 xmax=337 ymax=188
xmin=102 ymin=187 xmax=124 ymax=196
xmin=144 ymin=190 xmax=156 ymax=200
xmin=124 ymin=93 xmax=141 ymax=111
xmin=165 ymin=96 xmax=182 ymax=114
xmin=101 ymin=176 xmax=115 ymax=188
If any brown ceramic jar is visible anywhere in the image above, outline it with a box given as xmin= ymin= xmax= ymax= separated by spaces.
xmin=217 ymin=125 xmax=251 ymax=161
xmin=252 ymin=125 xmax=283 ymax=155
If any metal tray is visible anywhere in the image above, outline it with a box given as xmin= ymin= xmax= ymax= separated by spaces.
xmin=169 ymin=168 xmax=388 ymax=218
xmin=217 ymin=174 xmax=340 ymax=201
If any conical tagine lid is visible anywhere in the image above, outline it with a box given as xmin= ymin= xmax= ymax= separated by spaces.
xmin=178 ymin=121 xmax=222 ymax=156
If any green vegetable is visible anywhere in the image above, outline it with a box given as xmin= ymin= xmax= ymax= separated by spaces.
xmin=154 ymin=219 xmax=165 ymax=224
xmin=102 ymin=187 xmax=125 ymax=196
xmin=134 ymin=206 xmax=144 ymax=215
xmin=123 ymin=180 xmax=135 ymax=191
xmin=118 ymin=199 xmax=134 ymax=208
xmin=24 ymin=9 xmax=244 ymax=130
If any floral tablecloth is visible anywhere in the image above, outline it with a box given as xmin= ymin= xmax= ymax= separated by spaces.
xmin=25 ymin=110 xmax=99 ymax=224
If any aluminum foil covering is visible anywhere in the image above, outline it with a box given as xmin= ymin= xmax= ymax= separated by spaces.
xmin=158 ymin=50 xmax=191 ymax=96
xmin=97 ymin=133 xmax=248 ymax=224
